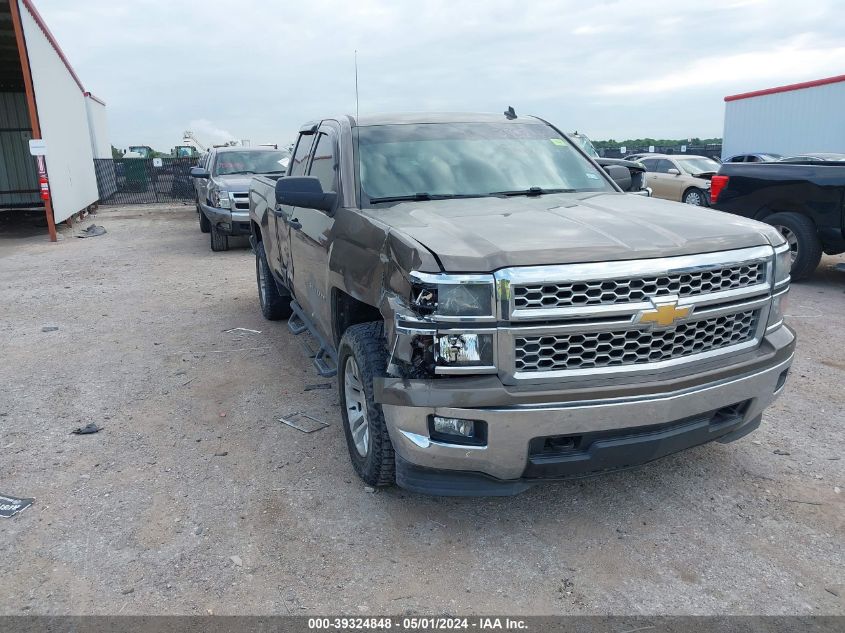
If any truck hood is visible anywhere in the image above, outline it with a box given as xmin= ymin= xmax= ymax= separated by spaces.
xmin=364 ymin=192 xmax=773 ymax=272
xmin=212 ymin=175 xmax=253 ymax=191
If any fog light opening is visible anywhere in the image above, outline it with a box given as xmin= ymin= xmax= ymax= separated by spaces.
xmin=429 ymin=416 xmax=487 ymax=446
xmin=774 ymin=369 xmax=789 ymax=393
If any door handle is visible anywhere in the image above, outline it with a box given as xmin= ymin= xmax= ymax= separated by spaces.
xmin=288 ymin=218 xmax=302 ymax=230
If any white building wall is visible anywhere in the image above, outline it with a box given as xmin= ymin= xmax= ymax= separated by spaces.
xmin=19 ymin=0 xmax=98 ymax=223
xmin=722 ymin=80 xmax=845 ymax=159
xmin=85 ymin=96 xmax=111 ymax=159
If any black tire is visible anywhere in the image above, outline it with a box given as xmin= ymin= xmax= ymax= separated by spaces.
xmin=682 ymin=187 xmax=708 ymax=206
xmin=255 ymin=241 xmax=291 ymax=320
xmin=198 ymin=208 xmax=211 ymax=233
xmin=210 ymin=224 xmax=228 ymax=252
xmin=337 ymin=322 xmax=395 ymax=487
xmin=765 ymin=212 xmax=822 ymax=281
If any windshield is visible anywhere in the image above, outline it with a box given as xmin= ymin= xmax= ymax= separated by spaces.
xmin=213 ymin=151 xmax=288 ymax=176
xmin=357 ymin=122 xmax=613 ymax=203
xmin=677 ymin=157 xmax=720 ymax=175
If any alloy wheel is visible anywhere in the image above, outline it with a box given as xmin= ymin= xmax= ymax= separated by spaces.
xmin=257 ymin=257 xmax=268 ymax=306
xmin=684 ymin=191 xmax=703 ymax=205
xmin=344 ymin=357 xmax=369 ymax=457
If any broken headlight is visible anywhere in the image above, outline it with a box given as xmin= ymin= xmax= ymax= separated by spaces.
xmin=212 ymin=189 xmax=231 ymax=209
xmin=435 ymin=332 xmax=495 ymax=369
xmin=410 ymin=273 xmax=496 ymax=320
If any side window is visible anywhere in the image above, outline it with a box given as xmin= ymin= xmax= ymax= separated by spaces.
xmin=656 ymin=159 xmax=675 ymax=173
xmin=289 ymin=134 xmax=315 ymax=177
xmin=641 ymin=159 xmax=658 ymax=172
xmin=747 ymin=156 xmax=760 ymax=163
xmin=308 ymin=133 xmax=337 ymax=193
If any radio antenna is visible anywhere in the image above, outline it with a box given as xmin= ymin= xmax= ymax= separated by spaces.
xmin=354 ymin=49 xmax=360 ymax=122
xmin=355 ymin=49 xmax=362 ymax=208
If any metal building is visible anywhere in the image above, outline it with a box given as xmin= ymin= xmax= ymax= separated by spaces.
xmin=721 ymin=74 xmax=845 ymax=160
xmin=0 ymin=0 xmax=107 ymax=241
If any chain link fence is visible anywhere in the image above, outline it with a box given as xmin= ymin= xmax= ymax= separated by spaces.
xmin=94 ymin=158 xmax=198 ymax=205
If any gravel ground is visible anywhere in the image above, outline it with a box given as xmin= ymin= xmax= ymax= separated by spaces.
xmin=0 ymin=205 xmax=842 ymax=615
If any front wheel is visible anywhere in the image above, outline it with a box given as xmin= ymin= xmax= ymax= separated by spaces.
xmin=683 ymin=187 xmax=708 ymax=206
xmin=337 ymin=322 xmax=395 ymax=487
xmin=210 ymin=224 xmax=229 ymax=252
xmin=255 ymin=241 xmax=291 ymax=320
xmin=198 ymin=208 xmax=211 ymax=233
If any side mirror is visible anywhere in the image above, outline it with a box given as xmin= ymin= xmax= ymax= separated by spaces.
xmin=190 ymin=167 xmax=210 ymax=178
xmin=275 ymin=176 xmax=337 ymax=212
xmin=604 ymin=165 xmax=632 ymax=191
xmin=667 ymin=168 xmax=681 ymax=176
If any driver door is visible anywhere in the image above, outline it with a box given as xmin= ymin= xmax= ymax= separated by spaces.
xmin=273 ymin=131 xmax=315 ymax=289
xmin=289 ymin=124 xmax=339 ymax=342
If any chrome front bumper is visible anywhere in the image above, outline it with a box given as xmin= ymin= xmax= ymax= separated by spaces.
xmin=380 ymin=329 xmax=794 ymax=482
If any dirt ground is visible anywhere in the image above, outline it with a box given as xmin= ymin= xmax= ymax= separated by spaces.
xmin=1 ymin=205 xmax=842 ymax=615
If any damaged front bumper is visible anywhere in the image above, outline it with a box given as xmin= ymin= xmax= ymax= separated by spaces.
xmin=200 ymin=202 xmax=250 ymax=236
xmin=375 ymin=327 xmax=795 ymax=496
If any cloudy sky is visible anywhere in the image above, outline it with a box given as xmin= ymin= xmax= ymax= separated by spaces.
xmin=36 ymin=0 xmax=845 ymax=151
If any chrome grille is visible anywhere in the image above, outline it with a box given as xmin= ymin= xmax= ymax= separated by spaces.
xmin=512 ymin=262 xmax=765 ymax=310
xmin=514 ymin=310 xmax=758 ymax=373
xmin=231 ymin=192 xmax=249 ymax=211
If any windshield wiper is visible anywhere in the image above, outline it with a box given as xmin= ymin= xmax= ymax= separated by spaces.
xmin=490 ymin=187 xmax=576 ymax=197
xmin=369 ymin=193 xmax=488 ymax=204
xmin=223 ymin=170 xmax=257 ymax=175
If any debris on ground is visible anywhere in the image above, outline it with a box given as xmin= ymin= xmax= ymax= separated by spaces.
xmin=303 ymin=383 xmax=332 ymax=392
xmin=71 ymin=423 xmax=102 ymax=435
xmin=213 ymin=451 xmax=228 ymax=457
xmin=773 ymin=449 xmax=791 ymax=455
xmin=364 ymin=486 xmax=375 ymax=494
xmin=223 ymin=327 xmax=261 ymax=335
xmin=230 ymin=555 xmax=243 ymax=567
xmin=41 ymin=326 xmax=59 ymax=332
xmin=77 ymin=224 xmax=107 ymax=238
xmin=0 ymin=493 xmax=35 ymax=518
xmin=279 ymin=411 xmax=330 ymax=433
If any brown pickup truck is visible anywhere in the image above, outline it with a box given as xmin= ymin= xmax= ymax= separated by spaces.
xmin=249 ymin=112 xmax=795 ymax=496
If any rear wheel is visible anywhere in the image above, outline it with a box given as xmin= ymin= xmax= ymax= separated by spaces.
xmin=255 ymin=241 xmax=291 ymax=320
xmin=338 ymin=322 xmax=395 ymax=487
xmin=765 ymin=212 xmax=822 ymax=281
xmin=683 ymin=187 xmax=707 ymax=206
xmin=210 ymin=224 xmax=229 ymax=251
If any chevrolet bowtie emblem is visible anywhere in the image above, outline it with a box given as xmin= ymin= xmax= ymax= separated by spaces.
xmin=638 ymin=299 xmax=691 ymax=328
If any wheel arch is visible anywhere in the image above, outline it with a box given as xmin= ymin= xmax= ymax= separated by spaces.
xmin=251 ymin=219 xmax=262 ymax=243
xmin=752 ymin=204 xmax=818 ymax=228
xmin=332 ymin=288 xmax=383 ymax=347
